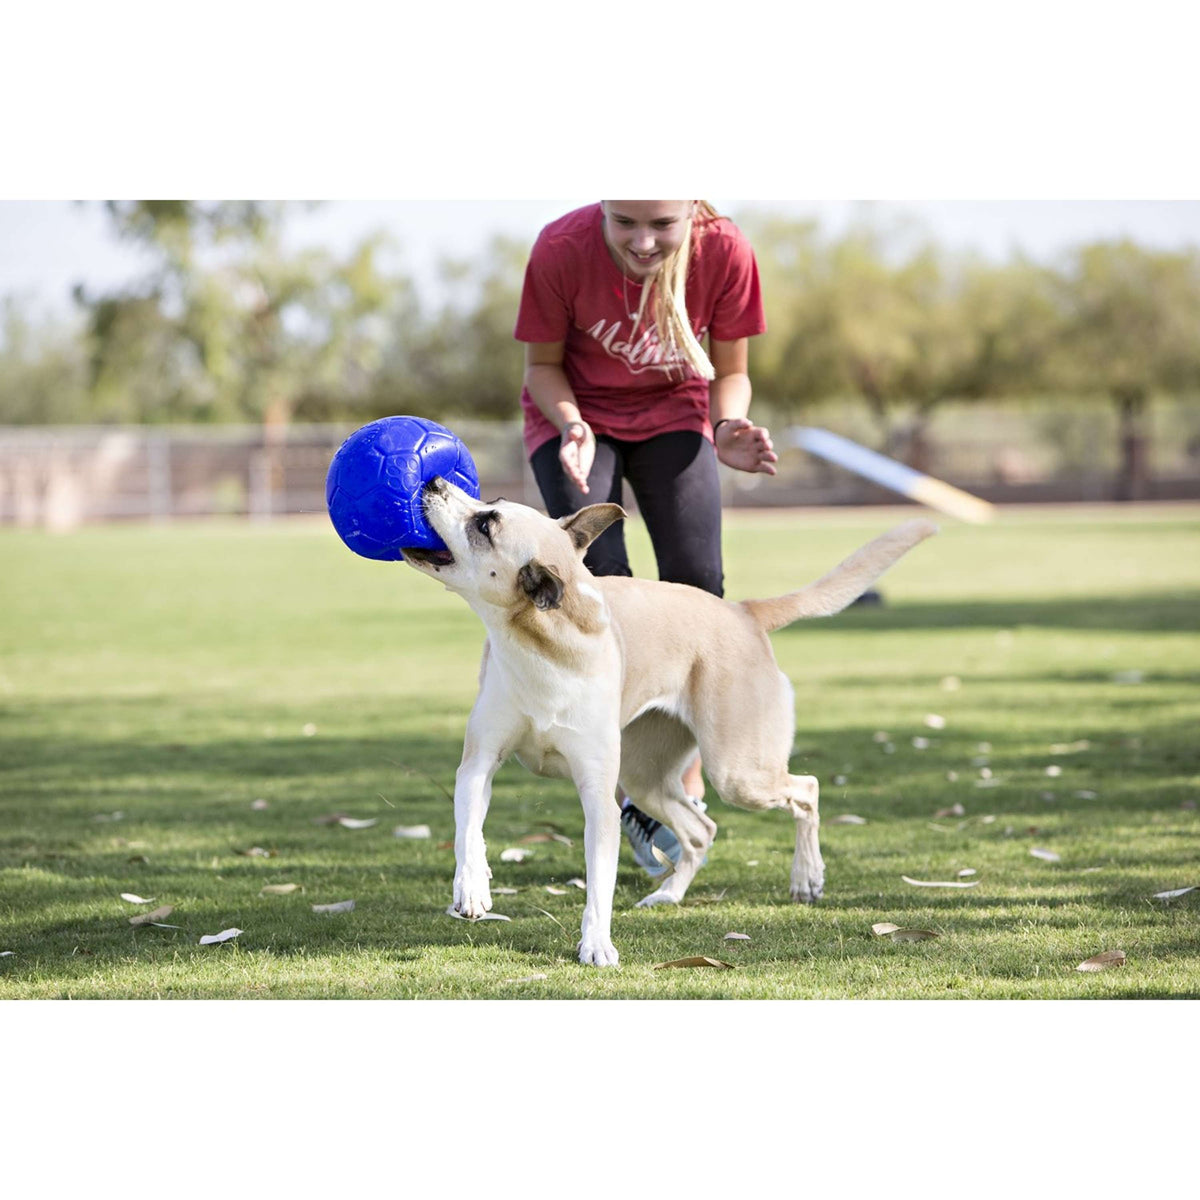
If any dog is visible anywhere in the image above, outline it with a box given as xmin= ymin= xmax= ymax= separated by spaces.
xmin=403 ymin=477 xmax=936 ymax=966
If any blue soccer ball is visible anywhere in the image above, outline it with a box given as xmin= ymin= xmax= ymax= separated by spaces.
xmin=326 ymin=416 xmax=480 ymax=561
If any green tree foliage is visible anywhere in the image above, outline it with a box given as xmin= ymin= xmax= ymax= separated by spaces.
xmin=1048 ymin=240 xmax=1200 ymax=498
xmin=0 ymin=300 xmax=89 ymax=423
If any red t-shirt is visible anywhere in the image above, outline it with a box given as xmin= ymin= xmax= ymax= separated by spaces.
xmin=514 ymin=203 xmax=766 ymax=457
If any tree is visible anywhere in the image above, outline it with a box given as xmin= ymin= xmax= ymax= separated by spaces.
xmin=1049 ymin=240 xmax=1200 ymax=499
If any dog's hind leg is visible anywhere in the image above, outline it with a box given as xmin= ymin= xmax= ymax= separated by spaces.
xmin=618 ymin=711 xmax=717 ymax=908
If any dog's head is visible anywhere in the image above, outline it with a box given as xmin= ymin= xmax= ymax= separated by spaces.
xmin=404 ymin=477 xmax=624 ymax=625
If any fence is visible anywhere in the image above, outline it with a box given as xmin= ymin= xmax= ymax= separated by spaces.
xmin=2 ymin=409 xmax=1199 ymax=529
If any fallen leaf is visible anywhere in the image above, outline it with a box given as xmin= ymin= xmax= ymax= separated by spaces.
xmin=444 ymin=907 xmax=511 ymax=922
xmin=520 ymin=833 xmax=555 ymax=844
xmin=393 ymin=824 xmax=431 ymax=839
xmin=0 ymin=951 xmax=15 ymax=957
xmin=492 ymin=887 xmax=519 ymax=895
xmin=946 ymin=771 xmax=959 ymax=782
xmin=500 ymin=848 xmax=531 ymax=863
xmin=150 ymin=923 xmax=181 ymax=929
xmin=890 ymin=928 xmax=940 ymax=942
xmin=871 ymin=923 xmax=901 ymax=936
xmin=912 ymin=737 xmax=931 ymax=750
xmin=129 ymin=905 xmax=174 ymax=926
xmin=436 ymin=840 xmax=454 ymax=850
xmin=957 ymin=868 xmax=977 ymax=878
xmin=924 ymin=713 xmax=947 ymax=730
xmin=872 ymin=731 xmax=890 ymax=743
xmin=832 ymin=774 xmax=848 ymax=786
xmin=1076 ymin=950 xmax=1125 ymax=972
xmin=127 ymin=854 xmax=149 ymax=864
xmin=1050 ymin=740 xmax=1091 ymax=754
xmin=935 ymin=803 xmax=966 ymax=818
xmin=723 ymin=932 xmax=751 ymax=941
xmin=901 ymin=876 xmax=980 ymax=888
xmin=549 ymin=833 xmax=574 ymax=846
xmin=1030 ymin=847 xmax=1061 ymax=862
xmin=980 ymin=814 xmax=997 ymax=824
xmin=746 ymin=860 xmax=759 ymax=867
xmin=120 ymin=893 xmax=155 ymax=904
xmin=544 ymin=886 xmax=567 ymax=895
xmin=312 ymin=899 xmax=355 ymax=913
xmin=302 ymin=722 xmax=317 ymax=736
xmin=504 ymin=974 xmax=547 ymax=983
xmin=251 ymin=798 xmax=269 ymax=810
xmin=940 ymin=675 xmax=961 ymax=691
xmin=1045 ymin=765 xmax=1063 ymax=778
xmin=237 ymin=846 xmax=273 ymax=857
xmin=1152 ymin=886 xmax=1198 ymax=901
xmin=978 ymin=767 xmax=993 ymax=779
xmin=828 ymin=813 xmax=867 ymax=825
xmin=314 ymin=813 xmax=350 ymax=825
xmin=977 ymin=742 xmax=992 ymax=754
xmin=1075 ymin=790 xmax=1098 ymax=800
xmin=199 ymin=928 xmax=242 ymax=945
xmin=337 ymin=817 xmax=377 ymax=830
xmin=260 ymin=883 xmax=303 ymax=895
xmin=567 ymin=878 xmax=587 ymax=890
xmin=1081 ymin=867 xmax=1103 ymax=874
xmin=653 ymin=956 xmax=734 ymax=970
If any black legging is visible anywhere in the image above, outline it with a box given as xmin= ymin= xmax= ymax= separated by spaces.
xmin=530 ymin=429 xmax=724 ymax=598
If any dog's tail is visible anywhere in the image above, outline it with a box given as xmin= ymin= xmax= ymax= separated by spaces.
xmin=740 ymin=519 xmax=938 ymax=633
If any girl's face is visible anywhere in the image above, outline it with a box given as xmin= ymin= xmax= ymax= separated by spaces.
xmin=601 ymin=200 xmax=694 ymax=279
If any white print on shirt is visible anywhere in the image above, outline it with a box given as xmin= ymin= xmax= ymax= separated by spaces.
xmin=584 ymin=317 xmax=709 ymax=377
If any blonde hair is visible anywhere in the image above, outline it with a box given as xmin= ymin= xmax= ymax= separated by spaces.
xmin=622 ymin=200 xmax=720 ymax=381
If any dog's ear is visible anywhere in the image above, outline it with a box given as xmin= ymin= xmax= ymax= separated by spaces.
xmin=517 ymin=560 xmax=565 ymax=611
xmin=559 ymin=504 xmax=626 ymax=555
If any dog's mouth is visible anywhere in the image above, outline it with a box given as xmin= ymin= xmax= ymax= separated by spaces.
xmin=403 ymin=546 xmax=455 ymax=568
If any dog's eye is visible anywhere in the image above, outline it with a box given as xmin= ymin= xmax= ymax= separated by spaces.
xmin=473 ymin=511 xmax=499 ymax=541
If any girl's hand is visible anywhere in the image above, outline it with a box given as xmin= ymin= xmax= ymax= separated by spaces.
xmin=715 ymin=417 xmax=778 ymax=475
xmin=560 ymin=420 xmax=596 ymax=494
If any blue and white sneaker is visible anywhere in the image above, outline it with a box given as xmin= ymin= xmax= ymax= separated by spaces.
xmin=620 ymin=796 xmax=708 ymax=877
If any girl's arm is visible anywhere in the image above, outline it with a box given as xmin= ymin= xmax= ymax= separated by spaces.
xmin=524 ymin=341 xmax=596 ymax=494
xmin=708 ymin=337 xmax=778 ymax=475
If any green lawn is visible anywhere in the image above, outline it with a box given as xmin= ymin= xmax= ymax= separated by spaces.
xmin=1 ymin=504 xmax=1198 ymax=998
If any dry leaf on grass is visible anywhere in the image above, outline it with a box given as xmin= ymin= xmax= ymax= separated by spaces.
xmin=901 ymin=876 xmax=979 ymax=889
xmin=1152 ymin=886 xmax=1198 ymax=901
xmin=0 ymin=951 xmax=14 ymax=957
xmin=237 ymin=846 xmax=273 ymax=858
xmin=492 ymin=887 xmax=519 ymax=895
xmin=912 ymin=737 xmax=931 ymax=750
xmin=500 ymin=848 xmax=531 ymax=863
xmin=129 ymin=905 xmax=174 ymax=926
xmin=935 ymin=804 xmax=965 ymax=818
xmin=199 ymin=928 xmax=242 ymax=945
xmin=1045 ymin=765 xmax=1063 ymax=778
xmin=314 ymin=813 xmax=350 ymax=825
xmin=653 ymin=956 xmax=734 ymax=970
xmin=890 ymin=928 xmax=940 ymax=942
xmin=924 ymin=713 xmax=947 ymax=730
xmin=957 ymin=868 xmax=978 ymax=878
xmin=723 ymin=932 xmax=751 ymax=941
xmin=872 ymin=922 xmax=901 ymax=936
xmin=120 ymin=893 xmax=155 ymax=904
xmin=504 ymin=974 xmax=547 ymax=984
xmin=1030 ymin=847 xmax=1061 ymax=862
xmin=337 ymin=818 xmax=377 ymax=830
xmin=544 ymin=886 xmax=568 ymax=895
xmin=312 ymin=900 xmax=355 ymax=913
xmin=260 ymin=883 xmax=303 ymax=895
xmin=828 ymin=813 xmax=867 ymax=825
xmin=251 ymin=798 xmax=269 ymax=810
xmin=393 ymin=825 xmax=431 ymax=839
xmin=444 ymin=907 xmax=511 ymax=922
xmin=1050 ymin=740 xmax=1091 ymax=754
xmin=567 ymin=878 xmax=587 ymax=889
xmin=1077 ymin=950 xmax=1125 ymax=972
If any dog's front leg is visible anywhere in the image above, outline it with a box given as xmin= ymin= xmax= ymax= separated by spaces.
xmin=576 ymin=760 xmax=622 ymax=968
xmin=452 ymin=745 xmax=501 ymax=919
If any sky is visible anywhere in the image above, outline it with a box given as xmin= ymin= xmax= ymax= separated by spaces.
xmin=4 ymin=198 xmax=1200 ymax=322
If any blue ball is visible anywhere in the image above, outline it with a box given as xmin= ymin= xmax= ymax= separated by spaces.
xmin=326 ymin=416 xmax=480 ymax=561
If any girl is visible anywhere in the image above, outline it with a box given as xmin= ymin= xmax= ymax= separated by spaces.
xmin=515 ymin=199 xmax=776 ymax=872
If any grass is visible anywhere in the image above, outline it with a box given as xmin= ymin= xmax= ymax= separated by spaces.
xmin=1 ymin=504 xmax=1198 ymax=999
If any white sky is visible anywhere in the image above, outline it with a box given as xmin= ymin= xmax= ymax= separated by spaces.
xmin=4 ymin=198 xmax=1199 ymax=321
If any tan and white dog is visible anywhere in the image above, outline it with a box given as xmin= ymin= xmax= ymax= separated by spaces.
xmin=404 ymin=477 xmax=936 ymax=967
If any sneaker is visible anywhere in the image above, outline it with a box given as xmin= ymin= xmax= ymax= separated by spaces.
xmin=621 ymin=796 xmax=709 ymax=877
xmin=621 ymin=801 xmax=672 ymax=876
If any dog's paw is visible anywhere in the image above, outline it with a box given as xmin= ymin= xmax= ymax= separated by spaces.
xmin=790 ymin=876 xmax=825 ymax=903
xmin=453 ymin=870 xmax=493 ymax=919
xmin=635 ymin=890 xmax=680 ymax=908
xmin=577 ymin=935 xmax=620 ymax=967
